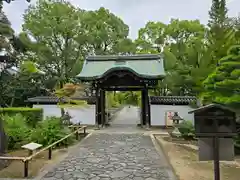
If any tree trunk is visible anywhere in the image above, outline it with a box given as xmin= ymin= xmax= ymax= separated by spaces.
xmin=59 ymin=81 xmax=65 ymax=117
xmin=0 ymin=117 xmax=6 ymax=154
xmin=0 ymin=116 xmax=8 ymax=170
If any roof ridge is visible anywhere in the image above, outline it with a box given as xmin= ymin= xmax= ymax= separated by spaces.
xmin=86 ymin=54 xmax=162 ymax=61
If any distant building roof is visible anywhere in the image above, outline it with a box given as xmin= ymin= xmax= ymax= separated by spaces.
xmin=150 ymin=96 xmax=197 ymax=105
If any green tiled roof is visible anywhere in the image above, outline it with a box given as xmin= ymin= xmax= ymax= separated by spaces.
xmin=76 ymin=54 xmax=165 ymax=80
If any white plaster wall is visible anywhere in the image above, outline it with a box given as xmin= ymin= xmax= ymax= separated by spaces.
xmin=33 ymin=104 xmax=96 ymax=125
xmin=150 ymin=105 xmax=195 ymax=126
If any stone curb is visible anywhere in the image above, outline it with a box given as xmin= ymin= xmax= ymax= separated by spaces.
xmin=151 ymin=134 xmax=179 ymax=180
xmin=155 ymin=135 xmax=240 ymax=168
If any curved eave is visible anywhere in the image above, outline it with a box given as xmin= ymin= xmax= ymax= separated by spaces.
xmin=76 ymin=67 xmax=165 ymax=81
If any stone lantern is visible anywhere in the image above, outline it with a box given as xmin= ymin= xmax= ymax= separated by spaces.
xmin=172 ymin=112 xmax=183 ymax=125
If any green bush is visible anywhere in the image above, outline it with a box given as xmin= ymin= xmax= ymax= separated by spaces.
xmin=178 ymin=120 xmax=195 ymax=140
xmin=30 ymin=116 xmax=74 ymax=147
xmin=3 ymin=114 xmax=31 ymax=150
xmin=0 ymin=107 xmax=43 ymax=127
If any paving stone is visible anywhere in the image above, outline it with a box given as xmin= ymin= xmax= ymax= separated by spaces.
xmin=41 ymin=134 xmax=176 ymax=180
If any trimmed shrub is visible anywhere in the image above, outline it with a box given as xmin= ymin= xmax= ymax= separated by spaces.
xmin=30 ymin=116 xmax=74 ymax=147
xmin=3 ymin=114 xmax=31 ymax=150
xmin=0 ymin=107 xmax=43 ymax=127
xmin=178 ymin=120 xmax=195 ymax=140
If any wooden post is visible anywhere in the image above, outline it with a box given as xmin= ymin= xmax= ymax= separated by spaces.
xmin=141 ymin=89 xmax=146 ymax=127
xmin=28 ymin=150 xmax=33 ymax=156
xmin=144 ymin=86 xmax=150 ymax=129
xmin=97 ymin=91 xmax=102 ymax=127
xmin=100 ymin=90 xmax=106 ymax=127
xmin=75 ymin=130 xmax=79 ymax=140
xmin=95 ymin=86 xmax=100 ymax=129
xmin=24 ymin=160 xmax=29 ymax=177
xmin=213 ymin=136 xmax=220 ymax=180
xmin=48 ymin=147 xmax=52 ymax=160
xmin=146 ymin=87 xmax=151 ymax=127
xmin=83 ymin=127 xmax=86 ymax=136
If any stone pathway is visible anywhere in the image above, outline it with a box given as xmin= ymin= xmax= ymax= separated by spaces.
xmin=41 ymin=133 xmax=176 ymax=180
xmin=111 ymin=106 xmax=140 ymax=125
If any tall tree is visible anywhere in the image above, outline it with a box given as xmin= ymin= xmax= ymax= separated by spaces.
xmin=22 ymin=0 xmax=86 ymax=88
xmin=82 ymin=7 xmax=129 ymax=55
xmin=0 ymin=3 xmax=15 ymax=107
xmin=0 ymin=3 xmax=13 ymax=58
xmin=135 ymin=21 xmax=167 ymax=54
xmin=208 ymin=0 xmax=228 ymax=28
xmin=208 ymin=0 xmax=233 ymax=60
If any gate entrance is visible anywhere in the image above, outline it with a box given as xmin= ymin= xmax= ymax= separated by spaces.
xmin=76 ymin=54 xmax=165 ymax=128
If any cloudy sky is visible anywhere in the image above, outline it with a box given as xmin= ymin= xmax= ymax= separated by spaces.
xmin=3 ymin=0 xmax=239 ymax=39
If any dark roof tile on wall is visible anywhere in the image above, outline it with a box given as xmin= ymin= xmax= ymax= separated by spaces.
xmin=26 ymin=96 xmax=96 ymax=104
xmin=150 ymin=96 xmax=197 ymax=105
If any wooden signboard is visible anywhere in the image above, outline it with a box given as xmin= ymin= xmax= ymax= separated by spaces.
xmin=165 ymin=111 xmax=175 ymax=128
xmin=198 ymin=138 xmax=234 ymax=161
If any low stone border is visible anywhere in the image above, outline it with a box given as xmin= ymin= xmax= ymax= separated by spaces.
xmin=155 ymin=135 xmax=240 ymax=167
xmin=150 ymin=134 xmax=179 ymax=180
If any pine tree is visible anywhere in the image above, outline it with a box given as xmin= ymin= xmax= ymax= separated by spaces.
xmin=203 ymin=45 xmax=240 ymax=108
xmin=207 ymin=0 xmax=234 ymax=62
xmin=208 ymin=0 xmax=228 ymax=28
xmin=0 ymin=5 xmax=13 ymax=52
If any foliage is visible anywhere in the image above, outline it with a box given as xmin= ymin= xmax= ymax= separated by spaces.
xmin=203 ymin=45 xmax=240 ymax=108
xmin=178 ymin=120 xmax=195 ymax=140
xmin=82 ymin=7 xmax=129 ymax=55
xmin=208 ymin=0 xmax=228 ymax=28
xmin=2 ymin=114 xmax=31 ymax=150
xmin=135 ymin=19 xmax=213 ymax=96
xmin=106 ymin=91 xmax=141 ymax=107
xmin=0 ymin=6 xmax=13 ymax=51
xmin=22 ymin=0 xmax=86 ymax=88
xmin=30 ymin=116 xmax=74 ymax=147
xmin=234 ymin=135 xmax=240 ymax=149
xmin=55 ymin=83 xmax=82 ymax=117
xmin=106 ymin=92 xmax=120 ymax=108
xmin=0 ymin=107 xmax=43 ymax=127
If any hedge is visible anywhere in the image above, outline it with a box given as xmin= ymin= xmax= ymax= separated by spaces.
xmin=0 ymin=107 xmax=43 ymax=127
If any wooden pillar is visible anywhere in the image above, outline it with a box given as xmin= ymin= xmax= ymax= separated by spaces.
xmin=141 ymin=89 xmax=146 ymax=126
xmin=95 ymin=87 xmax=100 ymax=129
xmin=144 ymin=87 xmax=150 ymax=129
xmin=97 ymin=91 xmax=101 ymax=126
xmin=148 ymin=97 xmax=151 ymax=126
xmin=146 ymin=88 xmax=151 ymax=127
xmin=100 ymin=89 xmax=106 ymax=127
